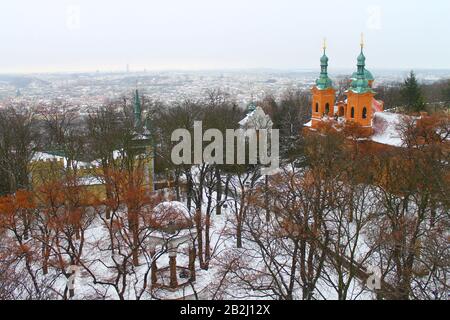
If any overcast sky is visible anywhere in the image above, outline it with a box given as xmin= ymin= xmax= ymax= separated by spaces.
xmin=1 ymin=0 xmax=449 ymax=73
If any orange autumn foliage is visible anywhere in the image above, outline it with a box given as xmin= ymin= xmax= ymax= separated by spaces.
xmin=0 ymin=190 xmax=35 ymax=228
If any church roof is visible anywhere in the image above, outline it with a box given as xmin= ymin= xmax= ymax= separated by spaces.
xmin=315 ymin=43 xmax=333 ymax=90
xmin=134 ymin=89 xmax=142 ymax=127
xmin=351 ymin=68 xmax=374 ymax=81
xmin=371 ymin=112 xmax=404 ymax=147
xmin=349 ymin=78 xmax=375 ymax=94
xmin=316 ymin=75 xmax=333 ymax=90
xmin=349 ymin=48 xmax=374 ymax=94
xmin=320 ymin=53 xmax=329 ymax=64
xmin=239 ymin=106 xmax=273 ymax=129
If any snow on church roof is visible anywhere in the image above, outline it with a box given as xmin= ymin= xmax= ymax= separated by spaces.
xmin=304 ymin=111 xmax=409 ymax=148
xmin=239 ymin=106 xmax=273 ymax=129
xmin=371 ymin=112 xmax=404 ymax=147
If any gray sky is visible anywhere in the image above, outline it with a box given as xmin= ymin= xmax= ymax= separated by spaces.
xmin=1 ymin=0 xmax=449 ymax=73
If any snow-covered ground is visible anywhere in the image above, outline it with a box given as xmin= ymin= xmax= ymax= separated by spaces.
xmin=2 ymin=163 xmax=447 ymax=300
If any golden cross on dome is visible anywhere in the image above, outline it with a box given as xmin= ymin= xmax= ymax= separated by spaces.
xmin=323 ymin=38 xmax=327 ymax=51
xmin=360 ymin=33 xmax=365 ymax=49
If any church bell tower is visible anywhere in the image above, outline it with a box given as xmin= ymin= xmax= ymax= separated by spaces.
xmin=345 ymin=34 xmax=376 ymax=130
xmin=311 ymin=39 xmax=336 ymax=128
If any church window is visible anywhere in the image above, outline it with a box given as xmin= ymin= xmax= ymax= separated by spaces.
xmin=362 ymin=107 xmax=367 ymax=119
xmin=351 ymin=107 xmax=355 ymax=118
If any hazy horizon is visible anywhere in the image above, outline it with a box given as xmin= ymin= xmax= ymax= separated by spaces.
xmin=3 ymin=68 xmax=450 ymax=78
xmin=1 ymin=0 xmax=450 ymax=73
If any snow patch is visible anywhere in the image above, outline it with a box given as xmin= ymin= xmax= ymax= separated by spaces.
xmin=371 ymin=112 xmax=404 ymax=147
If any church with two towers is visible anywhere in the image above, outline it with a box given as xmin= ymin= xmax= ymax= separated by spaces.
xmin=308 ymin=36 xmax=384 ymax=136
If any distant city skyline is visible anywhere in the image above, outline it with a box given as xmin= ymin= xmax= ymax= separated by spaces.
xmin=1 ymin=0 xmax=450 ymax=73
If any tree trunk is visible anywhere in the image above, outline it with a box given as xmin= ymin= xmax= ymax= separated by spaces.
xmin=129 ymin=210 xmax=139 ymax=266
xmin=224 ymin=175 xmax=231 ymax=199
xmin=189 ymin=245 xmax=196 ymax=282
xmin=264 ymin=175 xmax=270 ymax=222
xmin=187 ymin=176 xmax=193 ymax=212
xmin=42 ymin=242 xmax=49 ymax=275
xmin=169 ymin=255 xmax=178 ymax=289
xmin=195 ymin=209 xmax=205 ymax=269
xmin=151 ymin=250 xmax=158 ymax=285
xmin=175 ymin=172 xmax=181 ymax=201
xmin=204 ymin=214 xmax=211 ymax=269
xmin=103 ymin=162 xmax=113 ymax=219
xmin=236 ymin=219 xmax=242 ymax=249
xmin=215 ymin=168 xmax=222 ymax=215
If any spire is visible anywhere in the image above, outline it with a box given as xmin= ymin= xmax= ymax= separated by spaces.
xmin=357 ymin=33 xmax=366 ymax=73
xmin=247 ymin=102 xmax=256 ymax=113
xmin=316 ymin=38 xmax=333 ymax=90
xmin=320 ymin=37 xmax=329 ymax=71
xmin=350 ymin=34 xmax=373 ymax=94
xmin=360 ymin=33 xmax=364 ymax=51
xmin=134 ymin=89 xmax=142 ymax=128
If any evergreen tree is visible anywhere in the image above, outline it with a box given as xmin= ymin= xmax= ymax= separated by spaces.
xmin=401 ymin=70 xmax=426 ymax=113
